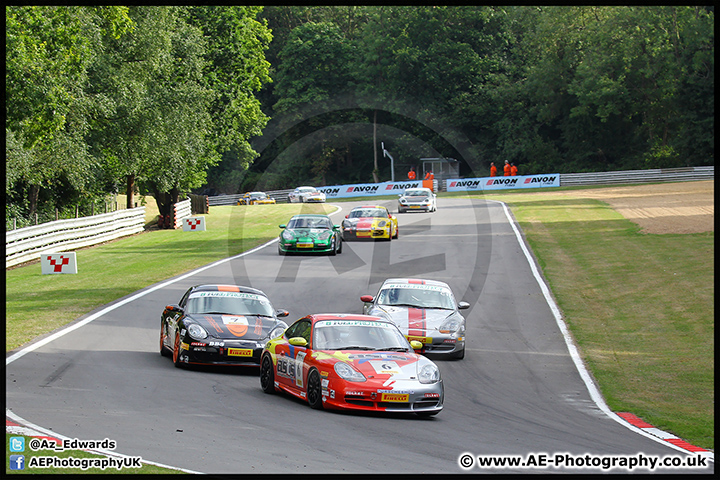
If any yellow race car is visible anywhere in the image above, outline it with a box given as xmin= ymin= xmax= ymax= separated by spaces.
xmin=239 ymin=191 xmax=276 ymax=205
xmin=341 ymin=205 xmax=399 ymax=240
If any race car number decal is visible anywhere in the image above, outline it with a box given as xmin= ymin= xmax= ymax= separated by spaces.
xmin=228 ymin=348 xmax=253 ymax=357
xmin=369 ymin=360 xmax=401 ymax=375
xmin=222 ymin=315 xmax=249 ymax=337
xmin=276 ymin=352 xmax=306 ymax=388
xmin=380 ymin=393 xmax=409 ymax=402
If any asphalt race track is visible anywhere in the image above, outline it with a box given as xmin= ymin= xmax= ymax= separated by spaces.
xmin=6 ymin=197 xmax=713 ymax=474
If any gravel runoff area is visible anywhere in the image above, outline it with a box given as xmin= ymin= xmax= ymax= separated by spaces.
xmin=530 ymin=180 xmax=714 ymax=234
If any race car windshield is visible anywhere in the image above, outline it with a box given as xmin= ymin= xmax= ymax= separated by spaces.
xmin=377 ymin=287 xmax=455 ymax=310
xmin=287 ymin=217 xmax=331 ymax=229
xmin=404 ymin=190 xmax=429 ymax=197
xmin=186 ymin=294 xmax=275 ymax=316
xmin=314 ymin=323 xmax=409 ymax=351
xmin=348 ymin=208 xmax=387 ymax=219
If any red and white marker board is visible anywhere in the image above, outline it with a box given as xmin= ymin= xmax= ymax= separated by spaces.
xmin=183 ymin=217 xmax=206 ymax=232
xmin=41 ymin=253 xmax=78 ymax=275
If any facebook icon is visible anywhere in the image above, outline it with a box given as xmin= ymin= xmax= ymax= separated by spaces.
xmin=10 ymin=455 xmax=25 ymax=470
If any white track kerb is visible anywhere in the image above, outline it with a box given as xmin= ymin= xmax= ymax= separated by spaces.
xmin=7 ymin=201 xmax=712 ymax=465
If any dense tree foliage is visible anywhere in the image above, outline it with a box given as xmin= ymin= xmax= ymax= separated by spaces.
xmin=246 ymin=5 xmax=712 ymax=190
xmin=6 ymin=5 xmax=271 ymax=227
xmin=6 ymin=6 xmax=713 ymax=227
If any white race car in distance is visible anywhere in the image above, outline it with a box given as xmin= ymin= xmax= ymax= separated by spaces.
xmin=398 ymin=187 xmax=437 ymax=213
xmin=288 ymin=186 xmax=326 ymax=203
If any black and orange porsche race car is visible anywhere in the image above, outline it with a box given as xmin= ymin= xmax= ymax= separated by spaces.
xmin=160 ymin=284 xmax=289 ymax=368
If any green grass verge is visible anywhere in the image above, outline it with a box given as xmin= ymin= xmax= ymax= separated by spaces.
xmin=6 ymin=433 xmax=179 ymax=474
xmin=5 ymin=203 xmax=335 ymax=351
xmin=6 ymin=190 xmax=713 ymax=451
xmin=479 ymin=190 xmax=714 ymax=450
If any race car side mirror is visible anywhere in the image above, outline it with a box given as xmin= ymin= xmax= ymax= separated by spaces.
xmin=276 ymin=309 xmax=289 ymax=318
xmin=409 ymin=340 xmax=423 ymax=350
xmin=288 ymin=337 xmax=308 ymax=347
xmin=279 ymin=224 xmax=286 ymax=229
xmin=165 ymin=304 xmax=183 ymax=313
xmin=360 ymin=295 xmax=374 ymax=303
xmin=458 ymin=301 xmax=470 ymax=310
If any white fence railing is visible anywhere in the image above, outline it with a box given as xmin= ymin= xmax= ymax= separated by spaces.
xmin=6 ymin=207 xmax=146 ymax=269
xmin=173 ymin=199 xmax=192 ymax=228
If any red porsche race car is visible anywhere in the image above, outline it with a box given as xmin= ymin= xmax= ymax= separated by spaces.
xmin=260 ymin=314 xmax=444 ymax=416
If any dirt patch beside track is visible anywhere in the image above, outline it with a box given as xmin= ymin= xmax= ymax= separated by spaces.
xmin=543 ymin=180 xmax=714 ymax=234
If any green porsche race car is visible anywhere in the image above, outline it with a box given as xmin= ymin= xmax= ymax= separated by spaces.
xmin=278 ymin=214 xmax=343 ymax=255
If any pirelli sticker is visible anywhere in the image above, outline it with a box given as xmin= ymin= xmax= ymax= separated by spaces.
xmin=228 ymin=348 xmax=253 ymax=357
xmin=407 ymin=335 xmax=432 ymax=345
xmin=380 ymin=393 xmax=409 ymax=402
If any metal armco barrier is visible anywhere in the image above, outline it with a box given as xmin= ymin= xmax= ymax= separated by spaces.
xmin=559 ymin=166 xmax=713 ymax=187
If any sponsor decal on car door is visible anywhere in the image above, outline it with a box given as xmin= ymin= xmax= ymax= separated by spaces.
xmin=276 ymin=345 xmax=307 ymax=390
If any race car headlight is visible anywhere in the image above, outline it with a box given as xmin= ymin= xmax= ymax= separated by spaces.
xmin=378 ymin=220 xmax=387 ymax=227
xmin=418 ymin=364 xmax=440 ymax=384
xmin=187 ymin=323 xmax=208 ymax=340
xmin=439 ymin=318 xmax=462 ymax=334
xmin=282 ymin=230 xmax=294 ymax=241
xmin=267 ymin=325 xmax=286 ymax=340
xmin=399 ymin=198 xmax=407 ymax=205
xmin=318 ymin=231 xmax=332 ymax=240
xmin=334 ymin=362 xmax=366 ymax=382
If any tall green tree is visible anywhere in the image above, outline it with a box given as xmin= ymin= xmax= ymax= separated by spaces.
xmin=88 ymin=6 xmax=188 ymax=209
xmin=139 ymin=8 xmax=217 ymax=216
xmin=6 ymin=6 xmax=131 ymax=216
xmin=189 ymin=6 xmax=273 ymax=193
xmin=87 ymin=6 xmax=228 ymax=214
xmin=270 ymin=21 xmax=357 ymax=185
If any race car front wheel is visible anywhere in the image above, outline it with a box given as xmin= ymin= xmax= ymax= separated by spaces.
xmin=160 ymin=324 xmax=171 ymax=357
xmin=307 ymin=369 xmax=324 ymax=410
xmin=260 ymin=355 xmax=275 ymax=394
xmin=172 ymin=332 xmax=183 ymax=368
